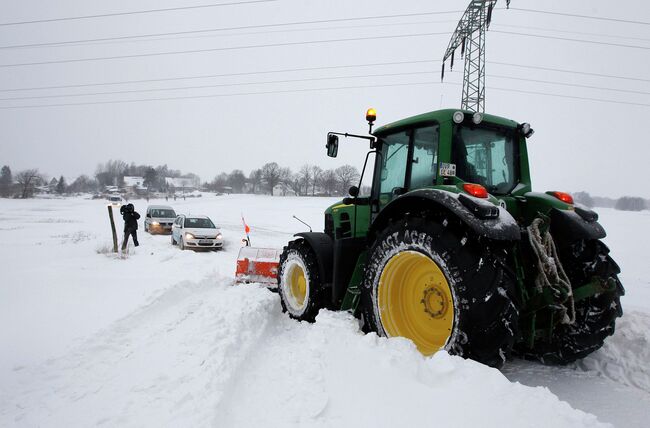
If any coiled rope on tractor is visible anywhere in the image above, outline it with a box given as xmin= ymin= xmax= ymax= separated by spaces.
xmin=527 ymin=217 xmax=576 ymax=324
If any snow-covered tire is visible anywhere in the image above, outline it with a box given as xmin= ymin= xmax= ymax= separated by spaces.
xmin=179 ymin=237 xmax=185 ymax=250
xmin=361 ymin=216 xmax=519 ymax=368
xmin=277 ymin=239 xmax=326 ymax=322
xmin=518 ymin=239 xmax=624 ymax=364
xmin=171 ymin=235 xmax=176 ymax=245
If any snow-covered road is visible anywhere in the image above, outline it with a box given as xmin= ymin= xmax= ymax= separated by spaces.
xmin=0 ymin=195 xmax=648 ymax=427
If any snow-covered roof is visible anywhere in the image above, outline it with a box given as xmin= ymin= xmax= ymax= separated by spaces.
xmin=165 ymin=177 xmax=195 ymax=188
xmin=123 ymin=176 xmax=144 ymax=187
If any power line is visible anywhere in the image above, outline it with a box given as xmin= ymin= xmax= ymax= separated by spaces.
xmin=0 ymin=12 xmax=463 ymax=50
xmin=1 ymin=79 xmax=649 ymax=111
xmin=0 ymin=70 xmax=440 ymax=102
xmin=0 ymin=81 xmax=449 ymax=110
xmin=489 ymin=74 xmax=650 ymax=96
xmin=490 ymin=61 xmax=650 ymax=83
xmin=0 ymin=59 xmax=439 ymax=92
xmin=2 ymin=68 xmax=647 ymax=103
xmin=0 ymin=32 xmax=450 ymax=68
xmin=492 ymin=30 xmax=650 ymax=51
xmin=494 ymin=23 xmax=650 ymax=44
xmin=509 ymin=7 xmax=650 ymax=26
xmin=0 ymin=0 xmax=278 ymax=27
xmin=2 ymin=57 xmax=649 ymax=95
xmin=490 ymin=85 xmax=650 ymax=108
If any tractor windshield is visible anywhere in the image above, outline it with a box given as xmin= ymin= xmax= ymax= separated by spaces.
xmin=452 ymin=125 xmax=519 ymax=195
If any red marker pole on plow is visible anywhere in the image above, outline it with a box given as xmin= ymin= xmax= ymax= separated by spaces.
xmin=235 ymin=214 xmax=281 ymax=287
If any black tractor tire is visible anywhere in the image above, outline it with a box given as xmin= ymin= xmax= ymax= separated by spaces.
xmin=518 ymin=239 xmax=624 ymax=365
xmin=277 ymin=239 xmax=327 ymax=322
xmin=361 ymin=216 xmax=519 ymax=368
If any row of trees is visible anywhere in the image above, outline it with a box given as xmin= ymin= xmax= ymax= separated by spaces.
xmin=573 ymin=192 xmax=647 ymax=211
xmin=206 ymin=162 xmax=360 ymax=196
xmin=0 ymin=161 xmax=361 ymax=198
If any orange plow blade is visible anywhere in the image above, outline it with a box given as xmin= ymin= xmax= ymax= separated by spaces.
xmin=235 ymin=247 xmax=281 ymax=287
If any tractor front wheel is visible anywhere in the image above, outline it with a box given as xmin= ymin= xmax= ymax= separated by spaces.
xmin=278 ymin=239 xmax=326 ymax=322
xmin=361 ymin=216 xmax=519 ymax=368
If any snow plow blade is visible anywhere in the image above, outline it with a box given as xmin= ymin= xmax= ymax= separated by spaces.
xmin=235 ymin=247 xmax=281 ymax=287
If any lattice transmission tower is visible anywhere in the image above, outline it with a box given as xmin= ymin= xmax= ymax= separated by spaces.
xmin=442 ymin=0 xmax=510 ymax=113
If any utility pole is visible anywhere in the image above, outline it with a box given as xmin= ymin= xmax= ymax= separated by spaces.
xmin=442 ymin=0 xmax=510 ymax=113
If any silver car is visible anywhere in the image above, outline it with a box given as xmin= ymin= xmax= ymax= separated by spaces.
xmin=144 ymin=205 xmax=177 ymax=234
xmin=171 ymin=215 xmax=223 ymax=250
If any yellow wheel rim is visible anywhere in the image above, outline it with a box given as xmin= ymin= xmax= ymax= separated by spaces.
xmin=287 ymin=262 xmax=307 ymax=309
xmin=378 ymin=251 xmax=454 ymax=356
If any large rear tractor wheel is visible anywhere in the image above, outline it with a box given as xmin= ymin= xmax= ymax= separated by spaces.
xmin=518 ymin=239 xmax=624 ymax=364
xmin=278 ymin=239 xmax=326 ymax=322
xmin=361 ymin=216 xmax=519 ymax=368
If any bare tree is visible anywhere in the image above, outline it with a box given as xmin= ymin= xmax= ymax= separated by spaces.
xmin=0 ymin=165 xmax=12 ymax=197
xmin=248 ymin=169 xmax=263 ymax=194
xmin=320 ymin=169 xmax=338 ymax=196
xmin=310 ymin=165 xmax=323 ymax=196
xmin=286 ymin=172 xmax=303 ymax=196
xmin=261 ymin=162 xmax=284 ymax=195
xmin=298 ymin=164 xmax=312 ymax=195
xmin=16 ymin=169 xmax=41 ymax=198
xmin=228 ymin=169 xmax=246 ymax=193
xmin=335 ymin=165 xmax=360 ymax=195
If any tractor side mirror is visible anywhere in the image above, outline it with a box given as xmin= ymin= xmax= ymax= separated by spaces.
xmin=326 ymin=134 xmax=339 ymax=158
xmin=348 ymin=186 xmax=359 ymax=198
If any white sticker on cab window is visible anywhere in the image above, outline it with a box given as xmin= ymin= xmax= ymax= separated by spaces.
xmin=439 ymin=163 xmax=457 ymax=177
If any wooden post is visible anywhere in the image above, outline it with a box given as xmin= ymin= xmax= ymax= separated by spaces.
xmin=108 ymin=205 xmax=118 ymax=253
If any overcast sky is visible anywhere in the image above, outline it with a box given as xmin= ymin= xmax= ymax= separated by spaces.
xmin=0 ymin=0 xmax=648 ymax=197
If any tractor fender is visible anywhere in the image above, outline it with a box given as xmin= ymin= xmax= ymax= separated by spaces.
xmin=549 ymin=207 xmax=606 ymax=241
xmin=293 ymin=232 xmax=334 ymax=284
xmin=371 ymin=189 xmax=521 ymax=241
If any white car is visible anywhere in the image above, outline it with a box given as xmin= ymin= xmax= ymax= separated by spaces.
xmin=108 ymin=194 xmax=122 ymax=206
xmin=171 ymin=215 xmax=223 ymax=250
xmin=144 ymin=205 xmax=176 ymax=234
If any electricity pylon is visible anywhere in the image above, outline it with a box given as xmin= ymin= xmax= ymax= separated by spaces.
xmin=442 ymin=0 xmax=510 ymax=113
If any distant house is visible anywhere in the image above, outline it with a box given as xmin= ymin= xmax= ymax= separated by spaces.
xmin=165 ymin=177 xmax=196 ymax=192
xmin=123 ymin=176 xmax=147 ymax=194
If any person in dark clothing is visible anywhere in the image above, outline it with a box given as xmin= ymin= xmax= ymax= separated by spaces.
xmin=120 ymin=203 xmax=140 ymax=250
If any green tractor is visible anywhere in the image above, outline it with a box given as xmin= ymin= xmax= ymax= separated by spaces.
xmin=276 ymin=108 xmax=624 ymax=367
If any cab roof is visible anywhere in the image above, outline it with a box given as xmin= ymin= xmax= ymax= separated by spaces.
xmin=373 ymin=109 xmax=520 ymax=135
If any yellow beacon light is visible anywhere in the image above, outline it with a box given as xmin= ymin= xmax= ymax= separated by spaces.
xmin=366 ymin=108 xmax=377 ymax=124
xmin=366 ymin=108 xmax=377 ymax=133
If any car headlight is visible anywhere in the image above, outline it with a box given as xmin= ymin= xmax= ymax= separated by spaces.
xmin=152 ymin=221 xmax=160 ymax=226
xmin=185 ymin=233 xmax=195 ymax=240
xmin=216 ymin=233 xmax=223 ymax=240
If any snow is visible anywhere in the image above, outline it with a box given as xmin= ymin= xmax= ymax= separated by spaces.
xmin=0 ymin=196 xmax=648 ymax=427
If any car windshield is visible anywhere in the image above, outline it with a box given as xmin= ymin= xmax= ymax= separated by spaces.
xmin=451 ymin=125 xmax=519 ymax=195
xmin=184 ymin=217 xmax=215 ymax=228
xmin=151 ymin=209 xmax=175 ymax=218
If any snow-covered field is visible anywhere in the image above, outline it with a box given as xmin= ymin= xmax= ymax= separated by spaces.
xmin=0 ymin=194 xmax=648 ymax=427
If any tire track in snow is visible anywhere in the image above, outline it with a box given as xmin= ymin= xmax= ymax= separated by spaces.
xmin=0 ymin=275 xmax=279 ymax=427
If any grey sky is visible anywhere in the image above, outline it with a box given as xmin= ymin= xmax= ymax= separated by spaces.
xmin=0 ymin=0 xmax=648 ymax=197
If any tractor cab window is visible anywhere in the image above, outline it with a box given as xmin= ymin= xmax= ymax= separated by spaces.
xmin=410 ymin=125 xmax=440 ymax=189
xmin=452 ymin=125 xmax=518 ymax=195
xmin=377 ymin=130 xmax=409 ymax=207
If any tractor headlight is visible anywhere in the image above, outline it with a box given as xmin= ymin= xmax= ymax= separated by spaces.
xmin=453 ymin=111 xmax=464 ymax=124
xmin=472 ymin=112 xmax=483 ymax=124
xmin=185 ymin=233 xmax=195 ymax=240
xmin=520 ymin=122 xmax=535 ymax=138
